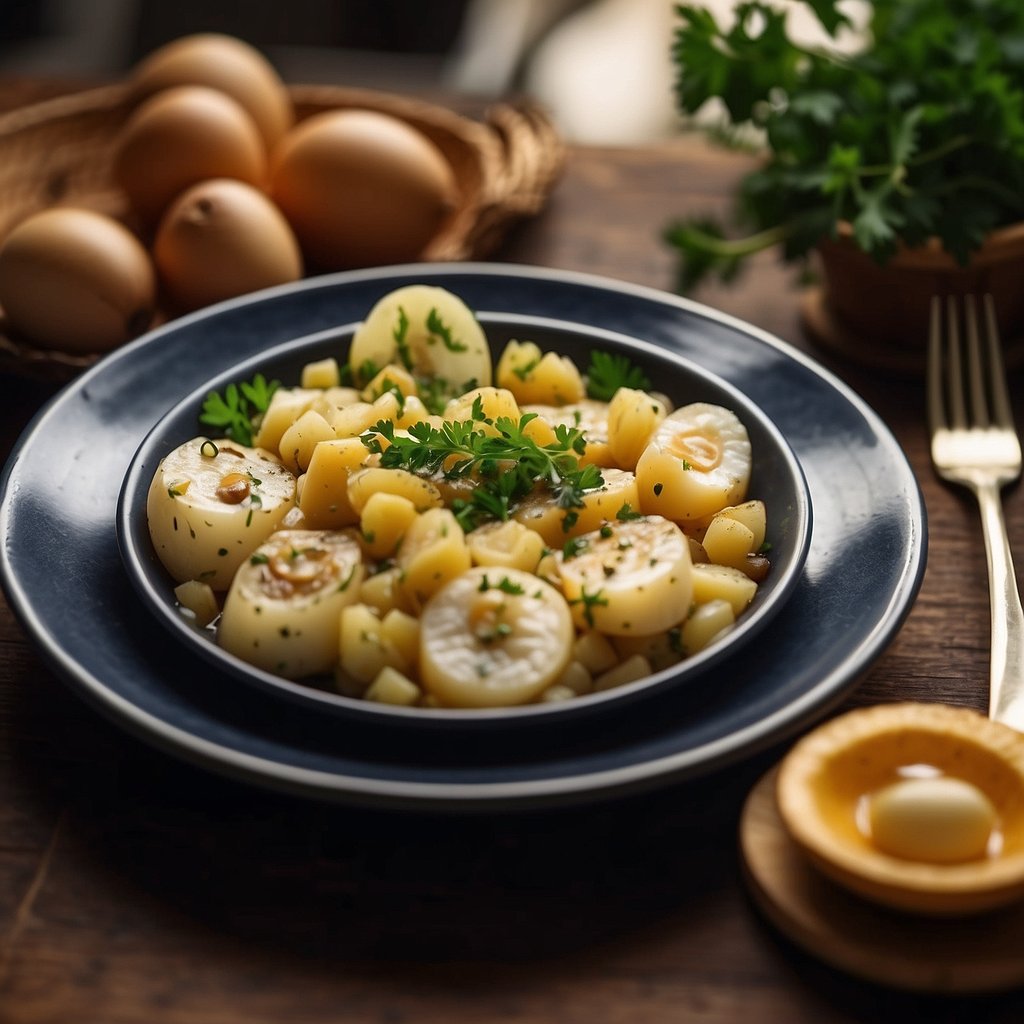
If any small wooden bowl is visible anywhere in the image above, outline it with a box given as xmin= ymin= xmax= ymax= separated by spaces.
xmin=776 ymin=702 xmax=1024 ymax=915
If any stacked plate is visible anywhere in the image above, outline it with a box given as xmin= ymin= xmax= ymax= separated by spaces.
xmin=0 ymin=266 xmax=926 ymax=810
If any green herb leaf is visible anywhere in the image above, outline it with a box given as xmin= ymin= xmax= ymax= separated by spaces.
xmin=426 ymin=307 xmax=468 ymax=352
xmin=199 ymin=373 xmax=279 ymax=446
xmin=393 ymin=306 xmax=413 ymax=371
xmin=361 ymin=413 xmax=605 ymax=531
xmin=569 ymin=586 xmax=609 ymax=628
xmin=668 ymin=0 xmax=1024 ymax=286
xmin=585 ymin=351 xmax=651 ymax=401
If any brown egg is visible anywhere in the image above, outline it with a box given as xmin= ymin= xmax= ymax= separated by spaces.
xmin=0 ymin=208 xmax=155 ymax=353
xmin=153 ymin=178 xmax=303 ymax=313
xmin=131 ymin=33 xmax=294 ymax=151
xmin=112 ymin=85 xmax=267 ymax=228
xmin=269 ymin=110 xmax=458 ymax=270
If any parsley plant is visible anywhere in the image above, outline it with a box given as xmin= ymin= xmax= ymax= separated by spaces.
xmin=667 ymin=0 xmax=1024 ymax=287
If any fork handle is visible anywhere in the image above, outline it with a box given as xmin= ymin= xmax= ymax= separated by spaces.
xmin=975 ymin=481 xmax=1024 ymax=730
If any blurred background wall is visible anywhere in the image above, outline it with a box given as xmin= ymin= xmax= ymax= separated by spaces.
xmin=0 ymin=0 xmax=682 ymax=144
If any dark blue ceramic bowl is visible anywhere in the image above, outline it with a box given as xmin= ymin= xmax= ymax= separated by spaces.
xmin=116 ymin=312 xmax=812 ymax=726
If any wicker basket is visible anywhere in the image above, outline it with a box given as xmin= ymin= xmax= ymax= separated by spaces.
xmin=0 ymin=82 xmax=566 ymax=381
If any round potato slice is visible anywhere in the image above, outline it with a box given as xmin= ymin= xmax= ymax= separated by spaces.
xmin=557 ymin=515 xmax=693 ymax=636
xmin=348 ymin=284 xmax=491 ymax=392
xmin=218 ymin=528 xmax=364 ymax=678
xmin=146 ymin=436 xmax=296 ymax=589
xmin=635 ymin=402 xmax=751 ymax=522
xmin=419 ymin=566 xmax=574 ymax=707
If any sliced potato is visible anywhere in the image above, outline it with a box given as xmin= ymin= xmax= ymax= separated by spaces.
xmin=348 ymin=284 xmax=491 ymax=391
xmin=419 ymin=566 xmax=574 ymax=707
xmin=635 ymin=402 xmax=751 ymax=522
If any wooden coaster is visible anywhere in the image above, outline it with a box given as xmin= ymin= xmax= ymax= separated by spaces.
xmin=800 ymin=287 xmax=1024 ymax=376
xmin=739 ymin=766 xmax=1024 ymax=994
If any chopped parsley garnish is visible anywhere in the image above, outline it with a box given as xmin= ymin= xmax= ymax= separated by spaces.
xmin=586 ymin=351 xmax=651 ymax=401
xmin=199 ymin=373 xmax=279 ymax=447
xmin=563 ymin=536 xmax=590 ymax=559
xmin=570 ymin=586 xmax=609 ymax=628
xmin=393 ymin=306 xmax=413 ymax=370
xmin=361 ymin=414 xmax=604 ymax=532
xmin=478 ymin=574 xmax=526 ymax=595
xmin=426 ymin=307 xmax=467 ymax=352
xmin=368 ymin=379 xmax=407 ymax=416
xmin=513 ymin=357 xmax=541 ymax=380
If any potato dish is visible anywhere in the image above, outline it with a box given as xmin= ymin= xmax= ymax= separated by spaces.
xmin=146 ymin=285 xmax=770 ymax=709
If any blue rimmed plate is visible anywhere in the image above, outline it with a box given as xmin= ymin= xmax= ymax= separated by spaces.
xmin=0 ymin=265 xmax=925 ymax=809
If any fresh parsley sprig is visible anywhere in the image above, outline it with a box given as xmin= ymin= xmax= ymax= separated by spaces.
xmin=586 ymin=350 xmax=651 ymax=401
xmin=361 ymin=411 xmax=604 ymax=531
xmin=199 ymin=373 xmax=279 ymax=447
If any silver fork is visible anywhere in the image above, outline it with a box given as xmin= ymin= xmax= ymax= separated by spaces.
xmin=928 ymin=294 xmax=1024 ymax=729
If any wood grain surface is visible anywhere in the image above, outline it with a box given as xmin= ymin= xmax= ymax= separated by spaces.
xmin=740 ymin=767 xmax=1024 ymax=995
xmin=2 ymin=77 xmax=1024 ymax=1023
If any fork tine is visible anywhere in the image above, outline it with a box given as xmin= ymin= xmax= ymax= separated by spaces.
xmin=927 ymin=295 xmax=946 ymax=434
xmin=981 ymin=293 xmax=1016 ymax=430
xmin=965 ymin=294 xmax=991 ymax=429
xmin=945 ymin=295 xmax=967 ymax=429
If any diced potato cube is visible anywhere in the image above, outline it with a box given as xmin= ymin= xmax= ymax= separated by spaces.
xmin=301 ymin=357 xmax=341 ymax=389
xmin=443 ymin=386 xmax=521 ymax=431
xmin=540 ymin=684 xmax=578 ymax=703
xmin=359 ymin=491 xmax=419 ymax=559
xmin=394 ymin=395 xmax=432 ymax=429
xmin=513 ymin=467 xmax=639 ymax=547
xmin=330 ymin=391 xmax=402 ymax=438
xmin=713 ymin=500 xmax=767 ymax=552
xmin=358 ymin=566 xmax=404 ymax=615
xmin=691 ymin=563 xmax=757 ymax=615
xmin=612 ymin=630 xmax=684 ymax=672
xmin=497 ymin=340 xmax=584 ymax=405
xmin=298 ymin=436 xmax=368 ymax=528
xmin=339 ymin=603 xmax=389 ymax=685
xmin=535 ymin=549 xmax=561 ymax=587
xmin=254 ymin=387 xmax=317 ymax=452
xmin=558 ymin=660 xmax=594 ymax=696
xmin=347 ymin=467 xmax=443 ymax=516
xmin=320 ymin=385 xmax=362 ymax=409
xmin=365 ymin=666 xmax=421 ymax=706
xmin=572 ymin=631 xmax=619 ymax=675
xmin=467 ymin=519 xmax=545 ymax=572
xmin=607 ymin=387 xmax=666 ymax=471
xmin=682 ymin=599 xmax=735 ymax=655
xmin=380 ymin=608 xmax=420 ymax=668
xmin=593 ymin=654 xmax=652 ymax=691
xmin=701 ymin=516 xmax=756 ymax=570
xmin=279 ymin=409 xmax=335 ymax=473
xmin=397 ymin=508 xmax=471 ymax=610
xmin=496 ymin=339 xmax=542 ymax=391
xmin=361 ymin=363 xmax=418 ymax=401
xmin=173 ymin=579 xmax=219 ymax=627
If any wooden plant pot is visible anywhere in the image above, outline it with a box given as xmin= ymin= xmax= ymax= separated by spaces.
xmin=801 ymin=221 xmax=1024 ymax=373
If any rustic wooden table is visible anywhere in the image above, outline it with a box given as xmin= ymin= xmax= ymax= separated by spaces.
xmin=2 ymin=80 xmax=1023 ymax=1023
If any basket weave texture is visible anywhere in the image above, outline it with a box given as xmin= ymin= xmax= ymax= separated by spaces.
xmin=0 ymin=82 xmax=566 ymax=381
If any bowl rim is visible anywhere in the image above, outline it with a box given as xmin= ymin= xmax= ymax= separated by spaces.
xmin=116 ymin=309 xmax=813 ymax=728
